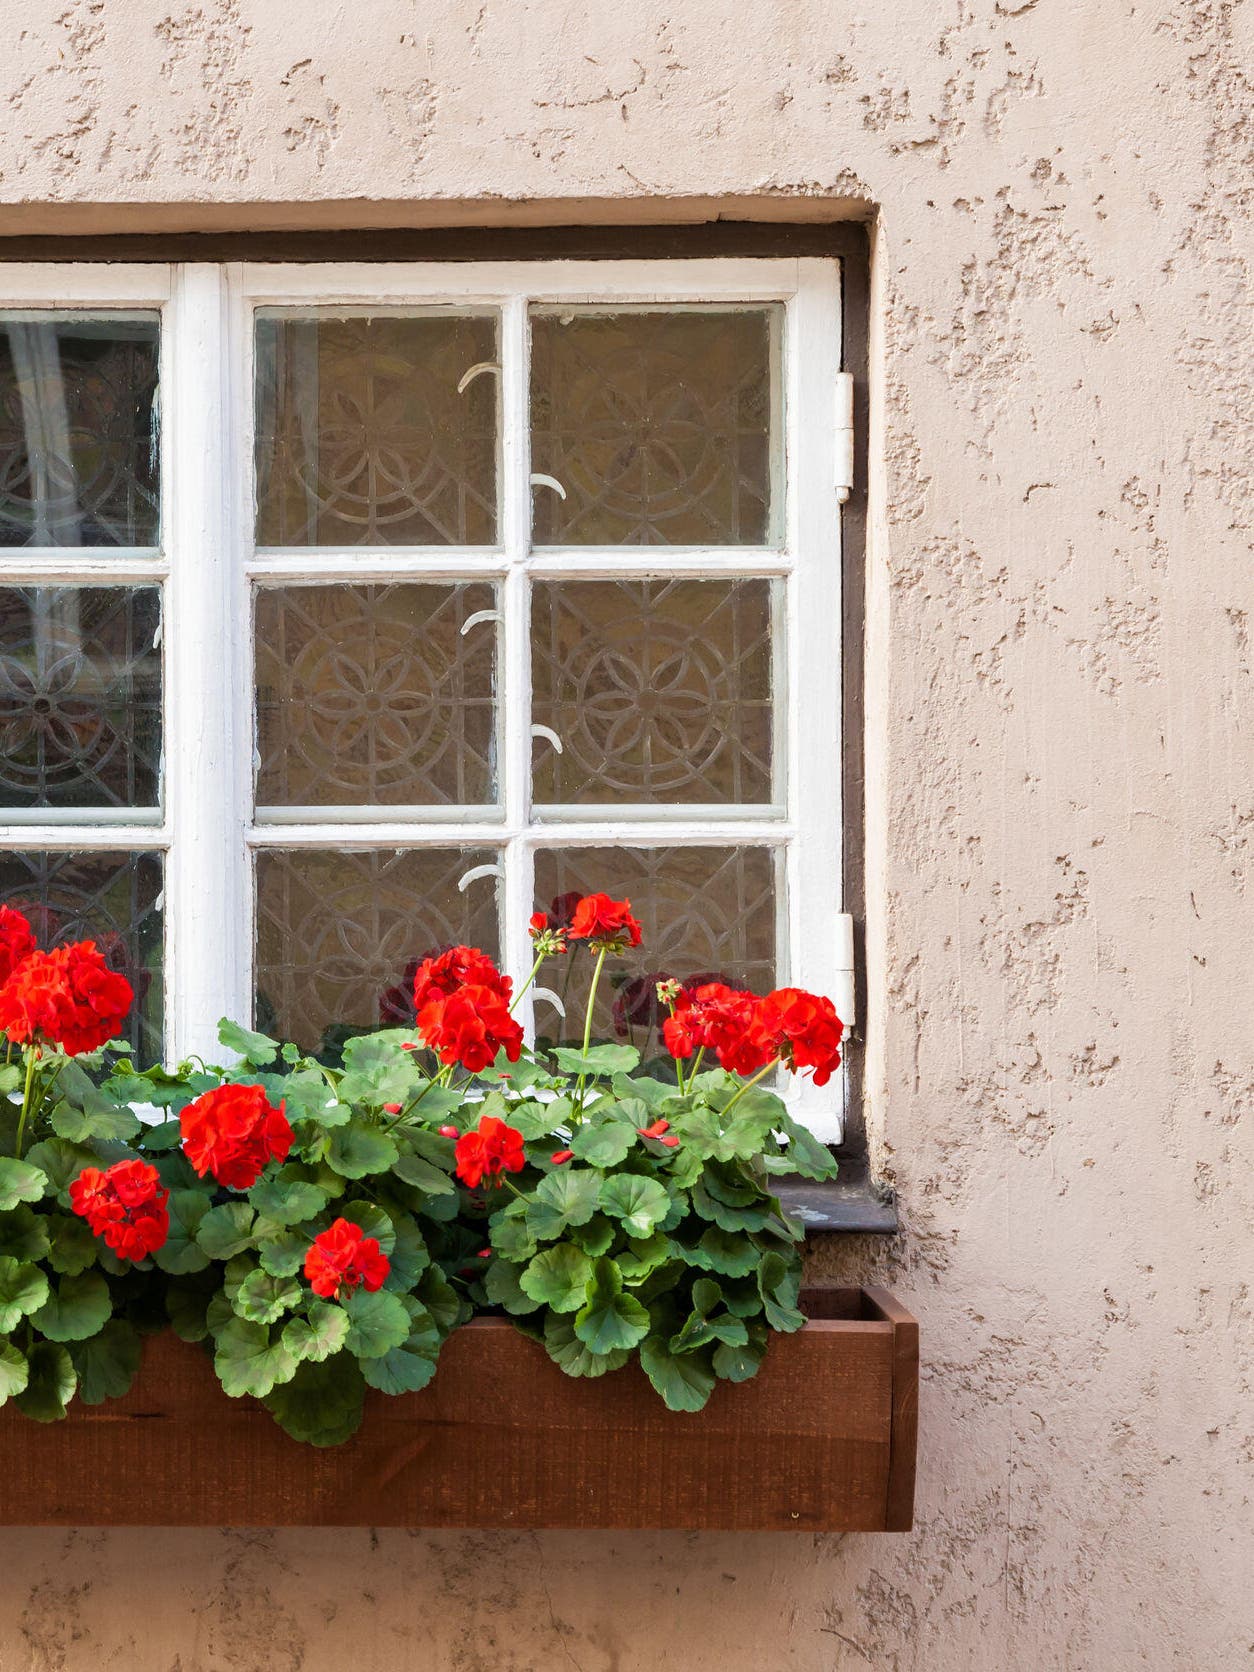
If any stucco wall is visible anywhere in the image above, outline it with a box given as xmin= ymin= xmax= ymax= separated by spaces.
xmin=1 ymin=2 xmax=1251 ymax=1668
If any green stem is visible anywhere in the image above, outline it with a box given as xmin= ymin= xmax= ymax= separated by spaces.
xmin=717 ymin=1059 xmax=778 ymax=1123
xmin=574 ymin=946 xmax=608 ymax=1112
xmin=14 ymin=1045 xmax=38 ymax=1159
xmin=508 ymin=952 xmax=547 ymax=1016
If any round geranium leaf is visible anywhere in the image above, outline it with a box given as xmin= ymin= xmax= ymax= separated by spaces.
xmin=639 ymin=1336 xmax=717 ymax=1412
xmin=573 ymin=1257 xmax=650 ymax=1355
xmin=262 ymin=1355 xmax=365 ymax=1446
xmin=213 ymin=1317 xmax=297 ymax=1398
xmin=282 ymin=1300 xmax=350 ymax=1365
xmin=569 ymin=1117 xmax=636 ymax=1169
xmin=196 ymin=1202 xmax=257 ymax=1261
xmin=598 ymin=1175 xmax=670 ymax=1239
xmin=525 ymin=1169 xmax=601 ymax=1240
xmin=30 ymin=1271 xmax=112 ymax=1342
xmin=483 ymin=1257 xmax=541 ymax=1316
xmin=343 ymin=1289 xmax=411 ymax=1359
xmin=248 ymin=1179 xmax=328 ymax=1227
xmin=70 ymin=1319 xmax=143 ymax=1405
xmin=0 ymin=1157 xmax=48 ymax=1212
xmin=0 ymin=1340 xmax=28 ymax=1405
xmin=257 ymin=1227 xmax=310 ymax=1278
xmin=712 ymin=1325 xmax=768 ymax=1384
xmin=519 ymin=1243 xmax=593 ymax=1313
xmin=14 ymin=1341 xmax=77 ymax=1421
xmin=151 ymin=1190 xmax=212 ymax=1276
xmin=0 ymin=1256 xmax=50 ymax=1332
xmin=233 ymin=1268 xmax=303 ymax=1326
xmin=327 ymin=1123 xmax=398 ymax=1181
xmin=0 ymin=1206 xmax=52 ymax=1264
xmin=544 ymin=1314 xmax=630 ymax=1379
xmin=360 ymin=1310 xmax=440 ymax=1394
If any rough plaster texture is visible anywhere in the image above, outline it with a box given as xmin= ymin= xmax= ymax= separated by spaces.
xmin=0 ymin=2 xmax=1251 ymax=1669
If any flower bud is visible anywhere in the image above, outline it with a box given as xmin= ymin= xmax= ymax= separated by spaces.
xmin=551 ymin=1148 xmax=575 ymax=1164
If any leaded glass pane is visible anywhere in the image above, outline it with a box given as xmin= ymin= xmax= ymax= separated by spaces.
xmin=531 ymin=578 xmax=774 ymax=805
xmin=0 ymin=586 xmax=162 ymax=811
xmin=254 ymin=847 xmax=500 ymax=1053
xmin=254 ymin=582 xmax=498 ymax=809
xmin=532 ymin=846 xmax=777 ymax=1061
xmin=529 ymin=308 xmax=777 ymax=546
xmin=0 ymin=316 xmax=160 ymax=547
xmin=255 ymin=313 xmax=499 ymax=546
xmin=0 ymin=850 xmax=163 ymax=1064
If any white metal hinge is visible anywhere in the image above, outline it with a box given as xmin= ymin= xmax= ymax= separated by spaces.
xmin=834 ymin=911 xmax=856 ymax=1030
xmin=835 ymin=371 xmax=854 ymax=504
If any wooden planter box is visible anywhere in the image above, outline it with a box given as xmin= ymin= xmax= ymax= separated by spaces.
xmin=0 ymin=1287 xmax=916 ymax=1531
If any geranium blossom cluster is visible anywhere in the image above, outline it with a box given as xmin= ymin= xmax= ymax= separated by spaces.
xmin=412 ymin=946 xmax=524 ymax=1073
xmin=663 ymin=981 xmax=845 ymax=1086
xmin=0 ymin=905 xmax=134 ymax=1057
xmin=180 ymin=1083 xmax=294 ymax=1190
xmin=69 ymin=1158 xmax=169 ymax=1261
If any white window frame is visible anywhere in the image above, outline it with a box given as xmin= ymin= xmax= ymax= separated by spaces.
xmin=0 ymin=257 xmax=848 ymax=1140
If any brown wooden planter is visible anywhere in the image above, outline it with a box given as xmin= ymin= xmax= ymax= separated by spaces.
xmin=0 ymin=1287 xmax=916 ymax=1530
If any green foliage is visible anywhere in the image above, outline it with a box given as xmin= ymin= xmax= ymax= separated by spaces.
xmin=0 ymin=1158 xmax=48 ymax=1211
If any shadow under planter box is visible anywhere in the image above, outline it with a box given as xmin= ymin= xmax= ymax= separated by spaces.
xmin=0 ymin=1286 xmax=917 ymax=1531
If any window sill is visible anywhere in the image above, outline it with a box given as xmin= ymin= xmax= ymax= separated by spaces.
xmin=777 ymin=1158 xmax=899 ymax=1235
xmin=0 ymin=1288 xmax=917 ymax=1532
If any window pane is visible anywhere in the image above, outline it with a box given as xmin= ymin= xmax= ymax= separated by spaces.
xmin=0 ymin=850 xmax=163 ymax=1065
xmin=532 ymin=578 xmax=774 ymax=805
xmin=0 ymin=316 xmax=160 ymax=547
xmin=0 ymin=586 xmax=161 ymax=811
xmin=255 ymin=582 xmax=498 ymax=809
xmin=255 ymin=313 xmax=498 ymax=546
xmin=530 ymin=309 xmax=777 ymax=546
xmin=254 ymin=847 xmax=500 ymax=1053
xmin=532 ymin=846 xmax=777 ymax=1061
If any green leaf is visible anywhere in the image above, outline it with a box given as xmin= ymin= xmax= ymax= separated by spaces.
xmin=343 ymin=1288 xmax=411 ymax=1359
xmin=383 ymin=1216 xmax=430 ymax=1287
xmin=213 ymin=1317 xmax=297 ymax=1398
xmin=598 ymin=1174 xmax=670 ymax=1239
xmin=197 ymin=1201 xmax=257 ymax=1260
xmin=165 ymin=1280 xmax=214 ymax=1342
xmin=712 ymin=1324 xmax=767 ymax=1383
xmin=360 ymin=1304 xmax=441 ymax=1394
xmin=49 ymin=1095 xmax=141 ymax=1145
xmin=282 ymin=1300 xmax=350 ymax=1364
xmin=415 ymin=1266 xmax=462 ymax=1335
xmin=217 ymin=1017 xmax=279 ymax=1065
xmin=758 ymin=1250 xmax=806 ymax=1332
xmin=262 ymin=1355 xmax=365 ymax=1446
xmin=778 ymin=1119 xmax=840 ymax=1182
xmin=22 ymin=1138 xmax=94 ymax=1199
xmin=152 ymin=1190 xmax=211 ymax=1274
xmin=257 ymin=1226 xmax=309 ymax=1278
xmin=0 ymin=1157 xmax=47 ymax=1210
xmin=573 ymin=1257 xmax=650 ymax=1354
xmin=391 ymin=1149 xmax=456 ymax=1195
xmin=0 ymin=1206 xmax=51 ymax=1263
xmin=15 ymin=1341 xmax=76 ymax=1421
xmin=138 ymin=1119 xmax=183 ymax=1152
xmin=327 ymin=1122 xmax=399 ymax=1180
xmin=337 ymin=1031 xmax=425 ymax=1106
xmin=569 ymin=1115 xmax=637 ymax=1168
xmin=568 ymin=1213 xmax=615 ymax=1257
xmin=552 ymin=1043 xmax=640 ymax=1076
xmin=690 ymin=1178 xmax=770 ymax=1233
xmin=70 ymin=1319 xmax=142 ymax=1404
xmin=489 ymin=1203 xmax=538 ymax=1262
xmin=611 ymin=1072 xmax=671 ymax=1110
xmin=337 ymin=1199 xmax=395 ymax=1255
xmin=616 ymin=1231 xmax=672 ymax=1282
xmin=519 ymin=1243 xmax=592 ymax=1313
xmin=0 ymin=1340 xmax=28 ymax=1405
xmin=0 ymin=1256 xmax=49 ymax=1331
xmin=525 ymin=1168 xmax=601 ymax=1239
xmin=672 ymin=1224 xmax=761 ymax=1278
xmin=639 ymin=1336 xmax=716 ymax=1412
xmin=233 ymin=1268 xmax=302 ymax=1325
xmin=484 ymin=1258 xmax=542 ymax=1316
xmin=544 ymin=1313 xmax=630 ymax=1379
xmin=248 ymin=1179 xmax=327 ymax=1226
xmin=30 ymin=1271 xmax=111 ymax=1342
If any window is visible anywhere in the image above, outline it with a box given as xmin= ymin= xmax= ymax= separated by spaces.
xmin=0 ymin=257 xmax=850 ymax=1139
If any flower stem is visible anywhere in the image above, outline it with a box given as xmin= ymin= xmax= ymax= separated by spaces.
xmin=508 ymin=951 xmax=546 ymax=1016
xmin=14 ymin=1045 xmax=38 ymax=1159
xmin=575 ymin=945 xmax=608 ymax=1112
xmin=717 ymin=1059 xmax=778 ymax=1123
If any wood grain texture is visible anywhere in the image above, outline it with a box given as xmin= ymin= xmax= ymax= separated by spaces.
xmin=0 ymin=1288 xmax=916 ymax=1530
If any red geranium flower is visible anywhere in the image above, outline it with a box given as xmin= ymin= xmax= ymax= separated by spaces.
xmin=304 ymin=1217 xmax=391 ymax=1300
xmin=0 ymin=940 xmax=133 ymax=1056
xmin=69 ymin=1158 xmax=169 ymax=1262
xmin=454 ymin=1113 xmax=527 ymax=1189
xmin=412 ymin=945 xmax=512 ymax=1015
xmin=662 ymin=982 xmax=776 ymax=1076
xmin=756 ymin=988 xmax=845 ymax=1087
xmin=417 ymin=984 xmax=524 ymax=1074
xmin=567 ymin=893 xmax=643 ymax=952
xmin=179 ymin=1082 xmax=294 ymax=1190
xmin=0 ymin=906 xmax=35 ymax=987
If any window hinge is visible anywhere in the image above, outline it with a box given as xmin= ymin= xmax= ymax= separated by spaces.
xmin=835 ymin=371 xmax=855 ymax=505
xmin=834 ymin=911 xmax=856 ymax=1030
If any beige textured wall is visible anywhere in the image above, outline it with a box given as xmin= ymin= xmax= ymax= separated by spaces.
xmin=2 ymin=2 xmax=1251 ymax=1668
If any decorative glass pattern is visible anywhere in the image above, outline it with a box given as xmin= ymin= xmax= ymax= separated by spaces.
xmin=255 ymin=313 xmax=499 ymax=546
xmin=532 ymin=845 xmax=777 ymax=1060
xmin=255 ymin=582 xmax=498 ymax=809
xmin=531 ymin=578 xmax=774 ymax=805
xmin=0 ymin=850 xmax=163 ymax=1064
xmin=529 ymin=308 xmax=777 ymax=546
xmin=0 ymin=586 xmax=162 ymax=811
xmin=0 ymin=316 xmax=160 ymax=547
xmin=254 ymin=847 xmax=501 ymax=1052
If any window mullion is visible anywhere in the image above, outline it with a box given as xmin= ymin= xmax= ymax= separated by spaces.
xmin=500 ymin=292 xmax=534 ymax=1021
xmin=164 ymin=263 xmax=249 ymax=1063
